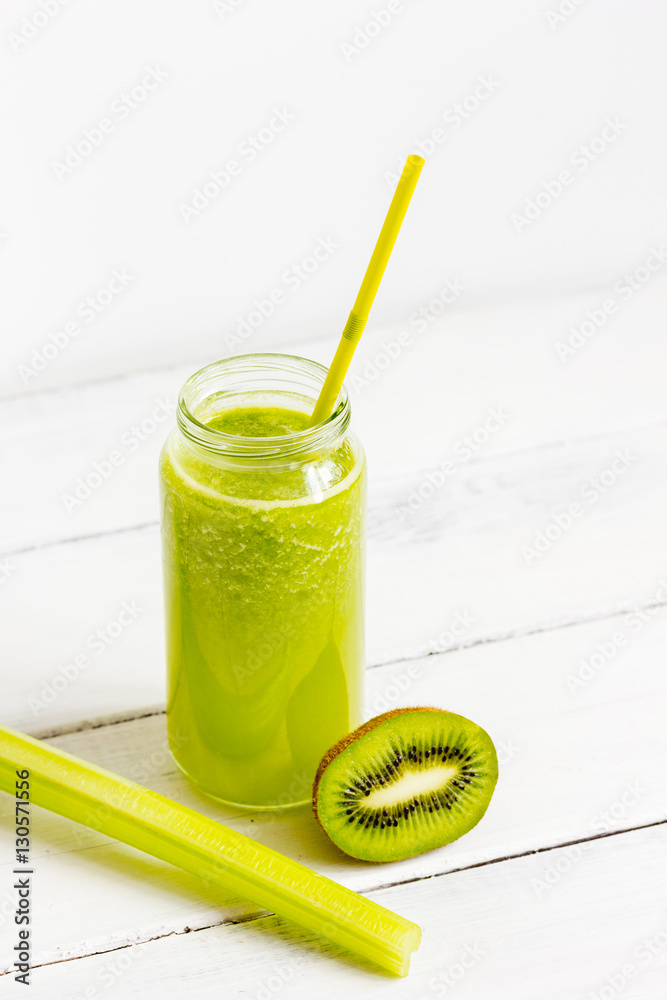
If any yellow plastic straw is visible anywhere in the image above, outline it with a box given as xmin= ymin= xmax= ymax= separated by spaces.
xmin=309 ymin=153 xmax=424 ymax=426
xmin=0 ymin=724 xmax=421 ymax=976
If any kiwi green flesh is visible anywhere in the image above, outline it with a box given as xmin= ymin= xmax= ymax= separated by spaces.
xmin=313 ymin=708 xmax=498 ymax=862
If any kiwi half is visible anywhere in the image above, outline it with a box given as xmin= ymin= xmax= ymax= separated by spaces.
xmin=312 ymin=707 xmax=498 ymax=862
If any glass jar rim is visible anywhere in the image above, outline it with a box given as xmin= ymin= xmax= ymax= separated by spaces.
xmin=177 ymin=353 xmax=350 ymax=464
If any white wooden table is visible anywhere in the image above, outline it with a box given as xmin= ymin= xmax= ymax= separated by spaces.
xmin=1 ymin=286 xmax=667 ymax=998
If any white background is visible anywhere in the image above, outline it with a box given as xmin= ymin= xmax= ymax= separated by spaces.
xmin=1 ymin=0 xmax=666 ymax=393
xmin=1 ymin=2 xmax=667 ymax=998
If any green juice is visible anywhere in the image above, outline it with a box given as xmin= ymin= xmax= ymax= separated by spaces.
xmin=160 ymin=377 xmax=365 ymax=809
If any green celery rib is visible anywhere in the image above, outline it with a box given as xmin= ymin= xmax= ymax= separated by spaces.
xmin=0 ymin=724 xmax=421 ymax=976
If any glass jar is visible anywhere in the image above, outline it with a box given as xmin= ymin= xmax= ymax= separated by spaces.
xmin=159 ymin=354 xmax=366 ymax=809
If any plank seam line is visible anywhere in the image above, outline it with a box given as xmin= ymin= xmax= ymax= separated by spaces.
xmin=4 ymin=415 xmax=667 ymax=564
xmin=0 ymin=282 xmax=623 ymax=405
xmin=372 ymin=596 xmax=667 ymax=669
xmin=30 ymin=595 xmax=667 ymax=741
xmin=364 ymin=817 xmax=667 ymax=891
xmin=371 ymin=413 xmax=667 ymax=493
xmin=2 ymin=520 xmax=158 ymax=561
xmin=2 ymin=818 xmax=664 ymax=977
xmin=0 ymin=352 xmax=214 ymax=405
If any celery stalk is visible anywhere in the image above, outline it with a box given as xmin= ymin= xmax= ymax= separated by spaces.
xmin=0 ymin=725 xmax=421 ymax=976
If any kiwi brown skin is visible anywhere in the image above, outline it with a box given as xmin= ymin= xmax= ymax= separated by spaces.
xmin=312 ymin=706 xmax=444 ymax=842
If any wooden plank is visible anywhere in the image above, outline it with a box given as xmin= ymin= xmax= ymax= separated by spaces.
xmin=3 ymin=419 xmax=667 ymax=732
xmin=1 ymin=608 xmax=665 ymax=968
xmin=11 ymin=826 xmax=667 ymax=998
xmin=3 ymin=282 xmax=667 ymax=554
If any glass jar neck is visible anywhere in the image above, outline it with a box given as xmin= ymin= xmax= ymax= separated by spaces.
xmin=176 ymin=353 xmax=350 ymax=470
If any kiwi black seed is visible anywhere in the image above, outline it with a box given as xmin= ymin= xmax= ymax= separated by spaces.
xmin=312 ymin=707 xmax=498 ymax=863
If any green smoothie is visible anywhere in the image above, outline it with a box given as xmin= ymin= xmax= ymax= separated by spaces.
xmin=160 ymin=388 xmax=365 ymax=809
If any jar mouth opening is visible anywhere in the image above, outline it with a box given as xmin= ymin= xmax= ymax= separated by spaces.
xmin=177 ymin=353 xmax=349 ymax=462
